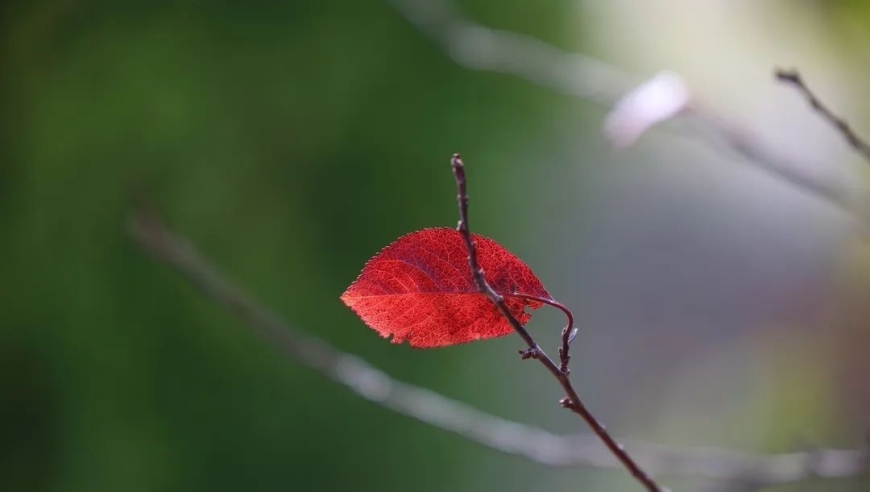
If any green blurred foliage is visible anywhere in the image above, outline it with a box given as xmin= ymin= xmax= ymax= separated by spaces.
xmin=0 ymin=1 xmax=577 ymax=491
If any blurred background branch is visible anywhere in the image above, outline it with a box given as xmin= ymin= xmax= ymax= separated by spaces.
xmin=129 ymin=208 xmax=869 ymax=487
xmin=387 ymin=0 xmax=868 ymax=225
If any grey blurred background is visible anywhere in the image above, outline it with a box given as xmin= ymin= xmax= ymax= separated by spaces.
xmin=2 ymin=1 xmax=870 ymax=491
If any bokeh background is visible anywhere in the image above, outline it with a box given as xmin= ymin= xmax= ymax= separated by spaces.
xmin=3 ymin=1 xmax=870 ymax=491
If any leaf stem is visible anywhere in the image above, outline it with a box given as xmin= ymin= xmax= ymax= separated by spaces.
xmin=504 ymin=293 xmax=574 ymax=373
xmin=451 ymin=153 xmax=667 ymax=492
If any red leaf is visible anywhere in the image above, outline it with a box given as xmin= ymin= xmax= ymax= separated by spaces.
xmin=341 ymin=228 xmax=551 ymax=348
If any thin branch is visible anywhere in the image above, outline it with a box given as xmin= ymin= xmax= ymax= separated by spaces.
xmin=128 ymin=208 xmax=869 ymax=486
xmin=775 ymin=68 xmax=870 ymax=163
xmin=386 ymin=0 xmax=867 ymax=225
xmin=451 ymin=153 xmax=666 ymax=492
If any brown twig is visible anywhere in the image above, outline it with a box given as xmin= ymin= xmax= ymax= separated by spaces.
xmin=775 ymin=68 xmax=870 ymax=164
xmin=128 ymin=208 xmax=869 ymax=486
xmin=451 ymin=153 xmax=667 ymax=492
